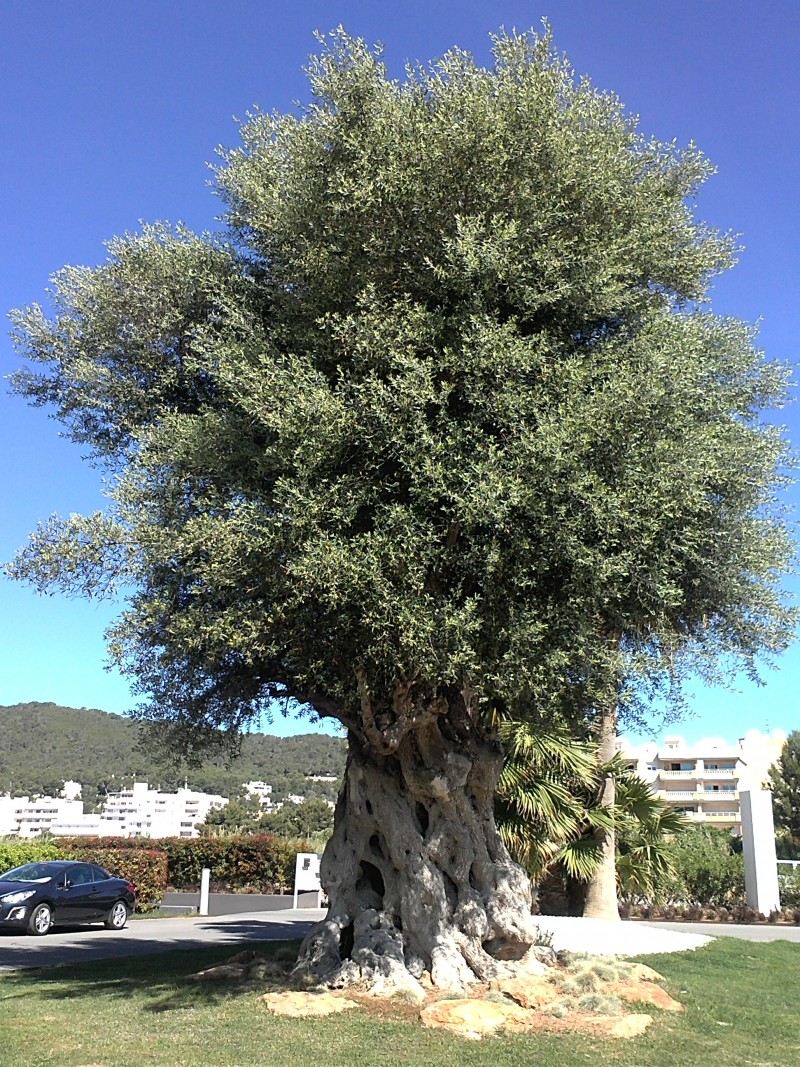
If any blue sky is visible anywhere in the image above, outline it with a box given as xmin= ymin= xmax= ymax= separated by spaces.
xmin=1 ymin=1 xmax=798 ymax=742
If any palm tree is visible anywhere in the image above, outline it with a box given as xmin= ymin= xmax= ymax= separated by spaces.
xmin=496 ymin=719 xmax=686 ymax=914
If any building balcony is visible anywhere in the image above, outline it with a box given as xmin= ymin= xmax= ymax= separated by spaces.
xmin=659 ymin=770 xmax=696 ymax=779
xmin=701 ymin=811 xmax=740 ymax=822
xmin=700 ymin=768 xmax=737 ymax=778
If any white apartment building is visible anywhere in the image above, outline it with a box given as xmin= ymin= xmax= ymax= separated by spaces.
xmin=0 ymin=794 xmax=21 ymax=836
xmin=2 ymin=795 xmax=86 ymax=838
xmin=98 ymin=782 xmax=228 ymax=838
xmin=618 ymin=729 xmax=786 ymax=831
xmin=0 ymin=783 xmax=227 ymax=839
xmin=244 ymin=781 xmax=275 ymax=807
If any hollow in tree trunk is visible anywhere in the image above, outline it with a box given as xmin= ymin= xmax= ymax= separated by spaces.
xmin=294 ymin=690 xmax=545 ymax=996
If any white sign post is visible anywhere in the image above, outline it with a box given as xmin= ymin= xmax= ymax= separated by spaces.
xmin=199 ymin=867 xmax=211 ymax=916
xmin=740 ymin=789 xmax=781 ymax=916
xmin=293 ymin=852 xmax=324 ymax=909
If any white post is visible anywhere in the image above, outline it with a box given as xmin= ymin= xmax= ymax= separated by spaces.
xmin=740 ymin=789 xmax=781 ymax=915
xmin=199 ymin=867 xmax=211 ymax=916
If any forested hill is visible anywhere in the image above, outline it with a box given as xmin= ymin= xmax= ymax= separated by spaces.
xmin=0 ymin=702 xmax=346 ymax=808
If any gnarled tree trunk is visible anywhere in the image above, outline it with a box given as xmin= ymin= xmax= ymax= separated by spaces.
xmin=294 ymin=694 xmax=543 ymax=996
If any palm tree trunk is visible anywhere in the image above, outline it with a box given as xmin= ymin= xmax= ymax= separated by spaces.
xmin=582 ymin=703 xmax=620 ymax=920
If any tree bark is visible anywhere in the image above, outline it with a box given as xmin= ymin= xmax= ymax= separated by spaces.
xmin=581 ymin=703 xmax=620 ymax=920
xmin=294 ymin=698 xmax=544 ymax=995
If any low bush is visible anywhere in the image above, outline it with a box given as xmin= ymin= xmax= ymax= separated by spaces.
xmin=0 ymin=838 xmax=166 ymax=912
xmin=164 ymin=834 xmax=306 ymax=892
xmin=52 ymin=834 xmax=310 ymax=895
xmin=67 ymin=845 xmax=167 ymax=912
xmin=0 ymin=839 xmax=60 ymax=872
xmin=778 ymin=866 xmax=800 ymax=907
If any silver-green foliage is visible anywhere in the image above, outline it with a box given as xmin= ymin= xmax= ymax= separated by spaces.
xmin=8 ymin=28 xmax=794 ymax=745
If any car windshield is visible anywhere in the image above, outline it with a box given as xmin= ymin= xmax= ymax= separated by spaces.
xmin=0 ymin=862 xmax=59 ymax=883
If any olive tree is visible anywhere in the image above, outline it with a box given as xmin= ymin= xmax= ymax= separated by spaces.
xmin=9 ymin=29 xmax=793 ymax=993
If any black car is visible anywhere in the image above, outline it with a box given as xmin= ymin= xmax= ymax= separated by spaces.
xmin=0 ymin=860 xmax=136 ymax=935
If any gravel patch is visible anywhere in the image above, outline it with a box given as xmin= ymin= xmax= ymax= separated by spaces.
xmin=533 ymin=916 xmax=713 ymax=956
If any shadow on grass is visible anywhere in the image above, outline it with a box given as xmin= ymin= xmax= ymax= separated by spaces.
xmin=0 ymin=937 xmax=305 ymax=1013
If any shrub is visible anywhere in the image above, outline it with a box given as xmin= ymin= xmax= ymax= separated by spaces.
xmin=778 ymin=866 xmax=800 ymax=908
xmin=164 ymin=834 xmax=306 ymax=892
xmin=1 ymin=833 xmax=312 ymax=904
xmin=0 ymin=838 xmax=166 ymax=912
xmin=0 ymin=839 xmax=60 ymax=872
xmin=656 ymin=826 xmax=746 ymax=906
xmin=66 ymin=845 xmax=167 ymax=912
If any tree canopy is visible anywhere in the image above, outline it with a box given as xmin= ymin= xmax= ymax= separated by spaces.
xmin=9 ymin=28 xmax=793 ymax=748
xmin=8 ymin=27 xmax=796 ymax=993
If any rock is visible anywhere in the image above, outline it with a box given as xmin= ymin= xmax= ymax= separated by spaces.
xmin=420 ymin=998 xmax=530 ymax=1040
xmin=610 ymin=981 xmax=684 ymax=1012
xmin=221 ymin=950 xmax=260 ymax=966
xmin=589 ymin=1013 xmax=653 ymax=1039
xmin=513 ymin=945 xmax=551 ymax=978
xmin=260 ymin=991 xmax=360 ymax=1017
xmin=494 ymin=975 xmax=559 ymax=1010
xmin=186 ymin=964 xmax=248 ymax=982
xmin=624 ymin=963 xmax=665 ymax=983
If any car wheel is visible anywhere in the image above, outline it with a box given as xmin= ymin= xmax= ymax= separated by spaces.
xmin=104 ymin=900 xmax=129 ymax=930
xmin=27 ymin=903 xmax=52 ymax=936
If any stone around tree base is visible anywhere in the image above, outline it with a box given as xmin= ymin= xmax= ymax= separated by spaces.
xmin=261 ymin=990 xmax=360 ymax=1017
xmin=623 ymin=962 xmax=666 ymax=983
xmin=186 ymin=963 xmax=249 ymax=982
xmin=420 ymin=998 xmax=530 ymax=1040
xmin=586 ymin=1013 xmax=653 ymax=1039
xmin=492 ymin=975 xmax=560 ymax=1010
xmin=419 ymin=997 xmax=656 ymax=1041
xmin=609 ymin=981 xmax=684 ymax=1011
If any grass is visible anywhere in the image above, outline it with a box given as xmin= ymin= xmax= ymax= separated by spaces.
xmin=0 ymin=937 xmax=799 ymax=1067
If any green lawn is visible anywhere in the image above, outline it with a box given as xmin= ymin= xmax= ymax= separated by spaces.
xmin=0 ymin=937 xmax=798 ymax=1067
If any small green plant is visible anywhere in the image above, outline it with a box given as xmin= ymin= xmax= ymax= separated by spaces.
xmin=576 ymin=993 xmax=624 ymax=1015
xmin=561 ymin=970 xmax=603 ymax=995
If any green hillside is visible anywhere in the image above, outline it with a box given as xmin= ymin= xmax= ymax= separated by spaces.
xmin=0 ymin=702 xmax=346 ymax=809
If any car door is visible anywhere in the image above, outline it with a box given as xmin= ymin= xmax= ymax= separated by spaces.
xmin=89 ymin=865 xmax=118 ymax=915
xmin=57 ymin=863 xmax=102 ymax=922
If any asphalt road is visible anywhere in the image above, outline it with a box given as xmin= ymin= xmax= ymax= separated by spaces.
xmin=2 ymin=912 xmax=798 ymax=973
xmin=641 ymin=919 xmax=800 ymax=944
xmin=0 ymin=908 xmax=326 ymax=972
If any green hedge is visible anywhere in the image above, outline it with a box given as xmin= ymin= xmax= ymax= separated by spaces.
xmin=69 ymin=845 xmax=167 ymax=911
xmin=0 ymin=840 xmax=60 ymax=872
xmin=163 ymin=835 xmax=305 ymax=892
xmin=3 ymin=833 xmax=311 ymax=900
xmin=0 ymin=839 xmax=166 ymax=912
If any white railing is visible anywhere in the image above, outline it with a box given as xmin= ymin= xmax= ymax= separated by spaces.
xmin=659 ymin=790 xmax=695 ymax=800
xmin=659 ymin=770 xmax=696 ymax=778
xmin=701 ymin=768 xmax=736 ymax=777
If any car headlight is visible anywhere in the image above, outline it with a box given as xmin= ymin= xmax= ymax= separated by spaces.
xmin=0 ymin=889 xmax=37 ymax=904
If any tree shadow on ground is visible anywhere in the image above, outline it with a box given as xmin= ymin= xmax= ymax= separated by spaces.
xmin=0 ymin=936 xmax=304 ymax=1013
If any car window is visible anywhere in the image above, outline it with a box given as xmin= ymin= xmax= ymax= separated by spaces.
xmin=0 ymin=862 xmax=58 ymax=882
xmin=90 ymin=865 xmax=111 ymax=882
xmin=67 ymin=864 xmax=95 ymax=886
